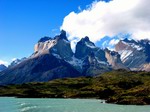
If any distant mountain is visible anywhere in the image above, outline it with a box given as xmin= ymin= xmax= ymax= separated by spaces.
xmin=115 ymin=38 xmax=150 ymax=71
xmin=0 ymin=30 xmax=149 ymax=85
xmin=0 ymin=64 xmax=7 ymax=72
xmin=9 ymin=57 xmax=27 ymax=68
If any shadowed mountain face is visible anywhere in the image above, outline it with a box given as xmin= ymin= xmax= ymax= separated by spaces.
xmin=0 ymin=64 xmax=7 ymax=72
xmin=0 ymin=54 xmax=81 ymax=85
xmin=0 ymin=31 xmax=149 ymax=85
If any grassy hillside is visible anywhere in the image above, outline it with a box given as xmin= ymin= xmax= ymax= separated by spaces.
xmin=0 ymin=70 xmax=150 ymax=105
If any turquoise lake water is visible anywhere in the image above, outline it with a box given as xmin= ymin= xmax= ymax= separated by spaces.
xmin=0 ymin=97 xmax=150 ymax=112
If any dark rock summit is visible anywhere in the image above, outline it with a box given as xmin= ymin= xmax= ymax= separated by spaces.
xmin=75 ymin=36 xmax=96 ymax=59
xmin=38 ymin=36 xmax=52 ymax=43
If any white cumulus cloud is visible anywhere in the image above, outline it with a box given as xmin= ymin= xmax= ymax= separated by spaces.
xmin=61 ymin=0 xmax=150 ymax=49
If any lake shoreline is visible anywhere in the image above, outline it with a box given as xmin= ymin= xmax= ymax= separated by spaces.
xmin=0 ymin=70 xmax=150 ymax=105
xmin=0 ymin=97 xmax=150 ymax=112
xmin=0 ymin=91 xmax=149 ymax=105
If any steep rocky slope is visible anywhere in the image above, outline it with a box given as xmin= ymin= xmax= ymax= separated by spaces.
xmin=115 ymin=39 xmax=150 ymax=71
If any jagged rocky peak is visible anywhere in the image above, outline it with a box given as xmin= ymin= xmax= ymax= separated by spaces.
xmin=33 ymin=30 xmax=73 ymax=60
xmin=34 ymin=30 xmax=68 ymax=54
xmin=75 ymin=36 xmax=97 ymax=59
xmin=54 ymin=30 xmax=68 ymax=41
xmin=82 ymin=36 xmax=90 ymax=42
xmin=75 ymin=36 xmax=107 ymax=63
xmin=80 ymin=36 xmax=95 ymax=46
xmin=38 ymin=36 xmax=52 ymax=43
xmin=51 ymin=31 xmax=73 ymax=60
xmin=60 ymin=30 xmax=68 ymax=40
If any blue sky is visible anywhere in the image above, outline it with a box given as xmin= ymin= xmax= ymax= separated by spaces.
xmin=0 ymin=0 xmax=96 ymax=64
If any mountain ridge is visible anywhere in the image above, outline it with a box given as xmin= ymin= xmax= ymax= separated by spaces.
xmin=0 ymin=30 xmax=149 ymax=85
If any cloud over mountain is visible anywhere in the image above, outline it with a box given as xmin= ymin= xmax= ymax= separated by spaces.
xmin=0 ymin=60 xmax=8 ymax=66
xmin=61 ymin=0 xmax=150 ymax=49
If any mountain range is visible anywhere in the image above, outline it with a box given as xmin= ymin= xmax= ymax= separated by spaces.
xmin=0 ymin=30 xmax=150 ymax=85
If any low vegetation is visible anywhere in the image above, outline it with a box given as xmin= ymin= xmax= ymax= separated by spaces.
xmin=0 ymin=70 xmax=150 ymax=105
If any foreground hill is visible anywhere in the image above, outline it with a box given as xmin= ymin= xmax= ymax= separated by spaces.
xmin=0 ymin=70 xmax=150 ymax=105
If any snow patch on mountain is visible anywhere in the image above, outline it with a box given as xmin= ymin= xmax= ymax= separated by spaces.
xmin=52 ymin=53 xmax=62 ymax=59
xmin=96 ymin=58 xmax=108 ymax=65
xmin=119 ymin=50 xmax=133 ymax=62
xmin=85 ymin=42 xmax=96 ymax=49
xmin=122 ymin=40 xmax=143 ymax=51
xmin=67 ymin=56 xmax=83 ymax=68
